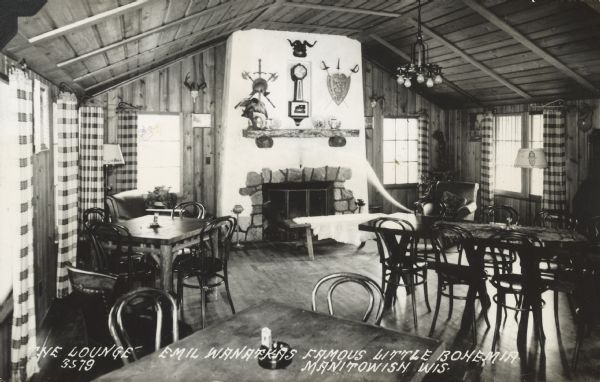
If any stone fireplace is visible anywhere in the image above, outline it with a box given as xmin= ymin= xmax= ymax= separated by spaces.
xmin=239 ymin=166 xmax=358 ymax=241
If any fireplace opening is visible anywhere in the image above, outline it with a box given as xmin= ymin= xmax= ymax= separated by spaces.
xmin=263 ymin=181 xmax=334 ymax=240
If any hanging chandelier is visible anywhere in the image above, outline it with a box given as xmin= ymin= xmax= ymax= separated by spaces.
xmin=396 ymin=0 xmax=443 ymax=88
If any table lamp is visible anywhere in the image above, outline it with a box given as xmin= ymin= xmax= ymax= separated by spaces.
xmin=514 ymin=148 xmax=547 ymax=224
xmin=103 ymin=144 xmax=125 ymax=222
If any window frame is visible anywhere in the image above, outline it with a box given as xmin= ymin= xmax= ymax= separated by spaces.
xmin=136 ymin=111 xmax=184 ymax=195
xmin=494 ymin=111 xmax=542 ymax=201
xmin=382 ymin=115 xmax=420 ymax=187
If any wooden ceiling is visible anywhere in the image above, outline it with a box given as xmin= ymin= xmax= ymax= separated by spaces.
xmin=3 ymin=0 xmax=600 ymax=108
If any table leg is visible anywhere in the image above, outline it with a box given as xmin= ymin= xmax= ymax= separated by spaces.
xmin=305 ymin=226 xmax=315 ymax=261
xmin=159 ymin=244 xmax=174 ymax=292
xmin=460 ymin=244 xmax=490 ymax=333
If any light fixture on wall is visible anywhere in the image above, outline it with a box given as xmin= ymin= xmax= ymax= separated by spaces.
xmin=396 ymin=0 xmax=443 ymax=89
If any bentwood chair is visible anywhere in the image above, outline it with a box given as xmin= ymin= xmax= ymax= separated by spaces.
xmin=82 ymin=208 xmax=110 ymax=270
xmin=108 ymin=287 xmax=179 ymax=364
xmin=174 ymin=216 xmax=237 ymax=328
xmin=66 ymin=264 xmax=120 ymax=345
xmin=536 ymin=210 xmax=580 ymax=325
xmin=372 ymin=217 xmax=431 ymax=329
xmin=311 ymin=272 xmax=384 ymax=325
xmin=171 ymin=201 xmax=206 ymax=219
xmin=481 ymin=205 xmax=520 ymax=274
xmin=89 ymin=222 xmax=158 ymax=289
xmin=487 ymin=232 xmax=548 ymax=351
xmin=429 ymin=223 xmax=490 ymax=342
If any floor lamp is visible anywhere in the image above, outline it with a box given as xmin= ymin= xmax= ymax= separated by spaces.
xmin=103 ymin=144 xmax=125 ymax=222
xmin=514 ymin=148 xmax=547 ymax=224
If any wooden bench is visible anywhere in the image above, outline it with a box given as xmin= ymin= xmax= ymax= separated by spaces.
xmin=281 ymin=219 xmax=314 ymax=260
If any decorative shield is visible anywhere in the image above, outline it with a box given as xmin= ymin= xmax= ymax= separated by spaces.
xmin=327 ymin=73 xmax=351 ymax=105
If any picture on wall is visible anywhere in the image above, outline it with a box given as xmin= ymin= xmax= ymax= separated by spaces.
xmin=468 ymin=113 xmax=483 ymax=142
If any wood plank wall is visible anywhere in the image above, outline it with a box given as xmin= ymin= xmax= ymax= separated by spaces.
xmin=0 ymin=53 xmax=58 ymax=379
xmin=91 ymin=43 xmax=227 ymax=215
xmin=362 ymin=58 xmax=448 ymax=213
xmin=447 ymin=99 xmax=600 ymax=224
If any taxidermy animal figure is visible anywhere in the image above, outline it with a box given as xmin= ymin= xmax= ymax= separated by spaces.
xmin=183 ymin=72 xmax=207 ymax=103
xmin=287 ymin=39 xmax=316 ymax=57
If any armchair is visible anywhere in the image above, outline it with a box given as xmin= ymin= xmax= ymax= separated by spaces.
xmin=106 ymin=189 xmax=147 ymax=222
xmin=415 ymin=181 xmax=479 ymax=221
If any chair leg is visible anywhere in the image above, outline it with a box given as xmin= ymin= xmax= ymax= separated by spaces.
xmin=447 ymin=284 xmax=454 ymax=321
xmin=198 ymin=276 xmax=206 ymax=329
xmin=409 ymin=273 xmax=418 ymax=330
xmin=492 ymin=293 xmax=504 ymax=352
xmin=532 ymin=299 xmax=546 ymax=350
xmin=471 ymin=300 xmax=478 ymax=345
xmin=429 ymin=277 xmax=443 ymax=337
xmin=572 ymin=322 xmax=586 ymax=371
xmin=554 ymin=290 xmax=560 ymax=330
xmin=422 ymin=270 xmax=431 ymax=313
xmin=224 ymin=269 xmax=236 ymax=315
xmin=176 ymin=272 xmax=184 ymax=319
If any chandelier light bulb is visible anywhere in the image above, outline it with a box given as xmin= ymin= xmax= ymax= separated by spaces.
xmin=426 ymin=77 xmax=434 ymax=88
xmin=404 ymin=78 xmax=412 ymax=88
xmin=434 ymin=74 xmax=443 ymax=85
xmin=396 ymin=75 xmax=404 ymax=85
xmin=416 ymin=73 xmax=425 ymax=83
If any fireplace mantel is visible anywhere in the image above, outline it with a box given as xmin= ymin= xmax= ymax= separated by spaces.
xmin=242 ymin=128 xmax=360 ymax=138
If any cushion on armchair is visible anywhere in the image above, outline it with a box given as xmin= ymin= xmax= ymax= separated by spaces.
xmin=441 ymin=191 xmax=467 ymax=212
xmin=107 ymin=190 xmax=147 ymax=221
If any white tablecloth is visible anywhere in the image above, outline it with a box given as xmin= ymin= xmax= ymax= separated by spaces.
xmin=293 ymin=212 xmax=414 ymax=246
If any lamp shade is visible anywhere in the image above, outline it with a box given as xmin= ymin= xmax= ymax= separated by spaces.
xmin=102 ymin=144 xmax=125 ymax=166
xmin=514 ymin=148 xmax=547 ymax=169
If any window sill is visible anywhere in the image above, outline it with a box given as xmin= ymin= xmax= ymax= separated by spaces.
xmin=495 ymin=190 xmax=542 ymax=202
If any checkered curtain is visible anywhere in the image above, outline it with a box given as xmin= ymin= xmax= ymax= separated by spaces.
xmin=55 ymin=92 xmax=79 ymax=298
xmin=417 ymin=111 xmax=429 ymax=197
xmin=542 ymin=109 xmax=567 ymax=211
xmin=114 ymin=110 xmax=138 ymax=193
xmin=480 ymin=111 xmax=495 ymax=207
xmin=78 ymin=107 xmax=104 ymax=227
xmin=9 ymin=68 xmax=39 ymax=382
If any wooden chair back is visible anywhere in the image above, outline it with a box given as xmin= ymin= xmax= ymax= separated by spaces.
xmin=311 ymin=272 xmax=384 ymax=325
xmin=108 ymin=287 xmax=179 ymax=364
xmin=172 ymin=201 xmax=206 ymax=219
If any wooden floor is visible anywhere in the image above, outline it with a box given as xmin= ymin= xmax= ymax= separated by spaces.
xmin=38 ymin=240 xmax=599 ymax=382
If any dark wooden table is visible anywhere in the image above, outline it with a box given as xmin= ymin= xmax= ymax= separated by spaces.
xmin=358 ymin=214 xmax=588 ymax=348
xmin=116 ymin=215 xmax=207 ymax=292
xmin=94 ymin=300 xmax=444 ymax=382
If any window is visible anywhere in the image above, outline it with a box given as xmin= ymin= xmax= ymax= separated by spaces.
xmin=495 ymin=115 xmax=522 ymax=193
xmin=383 ymin=117 xmax=419 ymax=185
xmin=137 ymin=113 xmax=181 ymax=193
xmin=494 ymin=113 xmax=544 ymax=196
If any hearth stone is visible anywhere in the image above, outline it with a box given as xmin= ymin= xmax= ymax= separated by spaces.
xmin=334 ymin=200 xmax=348 ymax=211
xmin=262 ymin=168 xmax=272 ymax=183
xmin=250 ymin=191 xmax=263 ymax=204
xmin=312 ymin=168 xmax=326 ymax=181
xmin=247 ymin=172 xmax=262 ymax=187
xmin=302 ymin=167 xmax=314 ymax=181
xmin=272 ymin=170 xmax=286 ymax=183
xmin=288 ymin=168 xmax=302 ymax=182
xmin=326 ymin=166 xmax=339 ymax=181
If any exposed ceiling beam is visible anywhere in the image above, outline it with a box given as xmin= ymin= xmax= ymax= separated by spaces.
xmin=73 ymin=29 xmax=232 ymax=82
xmin=583 ymin=0 xmax=600 ymax=14
xmin=461 ymin=0 xmax=599 ymax=94
xmin=86 ymin=36 xmax=228 ymax=96
xmin=57 ymin=0 xmax=268 ymax=68
xmin=281 ymin=0 xmax=401 ymax=18
xmin=406 ymin=19 xmax=531 ymax=99
xmin=369 ymin=33 xmax=482 ymax=106
xmin=281 ymin=1 xmax=530 ymax=99
xmin=261 ymin=21 xmax=361 ymax=34
xmin=28 ymin=0 xmax=157 ymax=45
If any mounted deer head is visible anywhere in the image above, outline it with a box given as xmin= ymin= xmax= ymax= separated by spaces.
xmin=183 ymin=72 xmax=207 ymax=103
